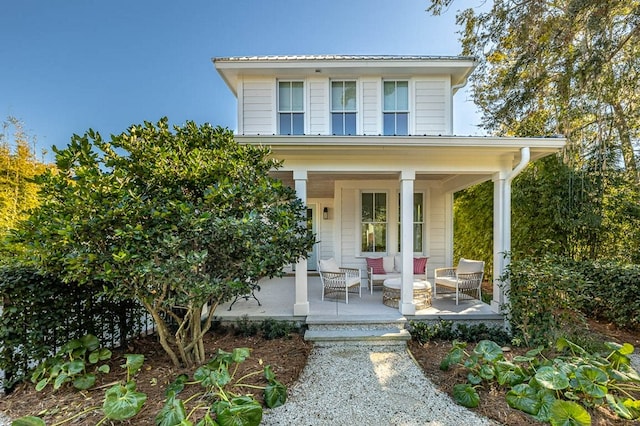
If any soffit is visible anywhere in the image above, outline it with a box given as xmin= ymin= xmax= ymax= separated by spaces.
xmin=213 ymin=55 xmax=477 ymax=95
xmin=236 ymin=135 xmax=566 ymax=168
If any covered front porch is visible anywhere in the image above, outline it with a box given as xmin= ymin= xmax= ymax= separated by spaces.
xmin=213 ymin=275 xmax=501 ymax=325
xmin=235 ymin=134 xmax=566 ymax=320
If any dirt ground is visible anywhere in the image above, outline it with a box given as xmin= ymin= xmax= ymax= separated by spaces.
xmin=1 ymin=320 xmax=639 ymax=425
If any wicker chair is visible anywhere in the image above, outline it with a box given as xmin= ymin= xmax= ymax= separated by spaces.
xmin=434 ymin=258 xmax=485 ymax=305
xmin=318 ymin=258 xmax=362 ymax=303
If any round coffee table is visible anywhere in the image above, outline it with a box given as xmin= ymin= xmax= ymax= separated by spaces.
xmin=382 ymin=278 xmax=432 ymax=309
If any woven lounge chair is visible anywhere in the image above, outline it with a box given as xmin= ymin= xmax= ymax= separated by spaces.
xmin=434 ymin=258 xmax=485 ymax=305
xmin=318 ymin=258 xmax=362 ymax=303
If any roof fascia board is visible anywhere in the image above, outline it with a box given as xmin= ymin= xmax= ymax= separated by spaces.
xmin=235 ymin=135 xmax=567 ymax=149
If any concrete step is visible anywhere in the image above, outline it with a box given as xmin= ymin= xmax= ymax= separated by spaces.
xmin=305 ymin=315 xmax=407 ymax=331
xmin=304 ymin=328 xmax=411 ymax=346
xmin=304 ymin=315 xmax=411 ymax=345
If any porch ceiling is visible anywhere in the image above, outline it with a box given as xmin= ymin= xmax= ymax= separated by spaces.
xmin=270 ymin=171 xmax=486 ymax=198
xmin=246 ymin=135 xmax=566 ymax=198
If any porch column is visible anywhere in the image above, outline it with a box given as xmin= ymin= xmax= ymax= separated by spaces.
xmin=293 ymin=170 xmax=309 ymax=316
xmin=400 ymin=170 xmax=416 ymax=315
xmin=492 ymin=147 xmax=531 ymax=314
xmin=492 ymin=173 xmax=507 ymax=313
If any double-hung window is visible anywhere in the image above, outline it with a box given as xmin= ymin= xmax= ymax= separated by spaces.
xmin=383 ymin=80 xmax=409 ymax=135
xmin=398 ymin=193 xmax=425 ymax=253
xmin=278 ymin=81 xmax=304 ymax=135
xmin=331 ymin=81 xmax=356 ymax=135
xmin=361 ymin=192 xmax=387 ymax=253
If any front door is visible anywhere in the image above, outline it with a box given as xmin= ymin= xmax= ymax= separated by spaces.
xmin=307 ymin=206 xmax=317 ymax=270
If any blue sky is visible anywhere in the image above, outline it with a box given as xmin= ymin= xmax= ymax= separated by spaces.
xmin=1 ymin=0 xmax=483 ymax=162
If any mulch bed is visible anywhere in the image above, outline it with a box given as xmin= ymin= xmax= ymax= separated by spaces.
xmin=1 ymin=319 xmax=638 ymax=425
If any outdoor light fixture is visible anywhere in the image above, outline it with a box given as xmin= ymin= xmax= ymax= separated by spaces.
xmin=323 ymin=207 xmax=328 ymax=220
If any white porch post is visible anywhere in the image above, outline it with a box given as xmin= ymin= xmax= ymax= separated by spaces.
xmin=400 ymin=170 xmax=416 ymax=315
xmin=492 ymin=173 xmax=507 ymax=313
xmin=293 ymin=170 xmax=309 ymax=316
xmin=492 ymin=147 xmax=531 ymax=314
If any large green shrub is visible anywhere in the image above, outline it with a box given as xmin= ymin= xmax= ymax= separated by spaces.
xmin=0 ymin=262 xmax=145 ymax=389
xmin=572 ymin=260 xmax=640 ymax=330
xmin=503 ymin=255 xmax=640 ymax=348
xmin=501 ymin=254 xmax=588 ymax=347
xmin=14 ymin=119 xmax=315 ymax=367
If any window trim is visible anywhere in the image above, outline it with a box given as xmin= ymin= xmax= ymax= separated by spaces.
xmin=383 ymin=80 xmax=410 ymax=136
xmin=277 ymin=80 xmax=305 ymax=135
xmin=331 ymin=80 xmax=357 ymax=135
xmin=360 ymin=190 xmax=388 ymax=254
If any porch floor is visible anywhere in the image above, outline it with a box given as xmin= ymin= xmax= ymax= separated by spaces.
xmin=214 ymin=275 xmax=502 ymax=323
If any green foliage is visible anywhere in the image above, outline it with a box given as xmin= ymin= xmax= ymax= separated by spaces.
xmin=441 ymin=338 xmax=640 ymax=423
xmin=15 ymin=351 xmax=146 ymax=425
xmin=233 ymin=316 xmax=300 ymax=340
xmin=13 ymin=118 xmax=315 ymax=367
xmin=503 ymin=256 xmax=640 ymax=346
xmin=571 ymin=260 xmax=640 ymax=330
xmin=453 ymin=182 xmax=493 ymax=280
xmin=103 ymin=380 xmax=147 ymax=421
xmin=30 ymin=334 xmax=112 ymax=392
xmin=156 ymin=347 xmax=286 ymax=426
xmin=259 ymin=318 xmax=298 ymax=340
xmin=0 ymin=262 xmax=146 ymax=389
xmin=0 ymin=116 xmax=51 ymax=237
xmin=431 ymin=0 xmax=640 ymax=264
xmin=501 ymin=254 xmax=588 ymax=347
xmin=511 ymin=156 xmax=581 ymax=258
xmin=234 ymin=315 xmax=260 ymax=337
xmin=409 ymin=320 xmax=512 ymax=346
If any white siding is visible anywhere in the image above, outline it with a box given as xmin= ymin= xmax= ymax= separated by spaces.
xmin=240 ymin=78 xmax=274 ymax=135
xmin=361 ymin=78 xmax=380 ymax=135
xmin=311 ymin=198 xmax=335 ymax=261
xmin=426 ymin=187 xmax=447 ymax=274
xmin=236 ymin=76 xmax=453 ymax=136
xmin=340 ymin=187 xmax=358 ymax=269
xmin=414 ymin=79 xmax=447 ymax=135
xmin=308 ymin=79 xmax=328 ymax=135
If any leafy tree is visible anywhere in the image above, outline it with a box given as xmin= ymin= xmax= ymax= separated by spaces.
xmin=429 ymin=0 xmax=640 ymax=261
xmin=15 ymin=118 xmax=315 ymax=367
xmin=0 ymin=117 xmax=50 ymax=235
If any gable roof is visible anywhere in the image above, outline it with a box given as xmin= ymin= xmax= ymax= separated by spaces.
xmin=213 ymin=55 xmax=477 ymax=96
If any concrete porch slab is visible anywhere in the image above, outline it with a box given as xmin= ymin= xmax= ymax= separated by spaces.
xmin=214 ymin=275 xmax=503 ymax=325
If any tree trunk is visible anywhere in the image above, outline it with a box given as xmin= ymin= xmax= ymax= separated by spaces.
xmin=612 ymin=102 xmax=639 ymax=184
xmin=141 ymin=299 xmax=181 ymax=367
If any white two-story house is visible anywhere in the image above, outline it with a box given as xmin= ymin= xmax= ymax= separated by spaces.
xmin=213 ymin=55 xmax=565 ymax=316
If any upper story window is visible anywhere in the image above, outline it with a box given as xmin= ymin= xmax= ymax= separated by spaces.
xmin=383 ymin=80 xmax=409 ymax=135
xmin=361 ymin=192 xmax=387 ymax=253
xmin=331 ymin=81 xmax=356 ymax=135
xmin=278 ymin=81 xmax=304 ymax=135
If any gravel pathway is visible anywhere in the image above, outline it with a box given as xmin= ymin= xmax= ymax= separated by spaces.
xmin=261 ymin=344 xmax=497 ymax=426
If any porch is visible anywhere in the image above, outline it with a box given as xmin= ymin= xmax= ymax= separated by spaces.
xmin=214 ymin=275 xmax=502 ymax=326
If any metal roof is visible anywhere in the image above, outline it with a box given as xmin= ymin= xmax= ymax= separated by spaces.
xmin=213 ymin=54 xmax=476 ymax=62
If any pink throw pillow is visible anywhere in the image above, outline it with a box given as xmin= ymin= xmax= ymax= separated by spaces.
xmin=366 ymin=257 xmax=386 ymax=275
xmin=413 ymin=257 xmax=428 ymax=274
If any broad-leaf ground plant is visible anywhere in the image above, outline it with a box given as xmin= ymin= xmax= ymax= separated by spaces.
xmin=14 ymin=118 xmax=315 ymax=367
xmin=15 ymin=349 xmax=146 ymax=425
xmin=156 ymin=347 xmax=286 ymax=426
xmin=440 ymin=338 xmax=640 ymax=424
